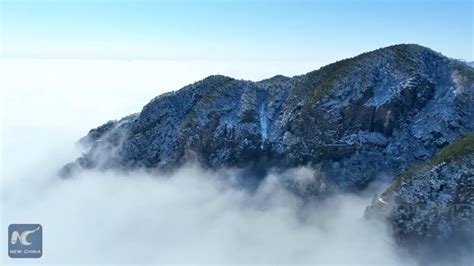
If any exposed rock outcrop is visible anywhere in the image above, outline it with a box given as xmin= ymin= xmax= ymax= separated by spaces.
xmin=366 ymin=134 xmax=474 ymax=262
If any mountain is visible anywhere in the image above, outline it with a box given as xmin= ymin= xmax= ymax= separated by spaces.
xmin=468 ymin=61 xmax=474 ymax=68
xmin=366 ymin=133 xmax=474 ymax=261
xmin=62 ymin=44 xmax=474 ymax=195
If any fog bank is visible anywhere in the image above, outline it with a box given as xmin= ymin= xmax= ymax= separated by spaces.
xmin=2 ymin=165 xmax=414 ymax=264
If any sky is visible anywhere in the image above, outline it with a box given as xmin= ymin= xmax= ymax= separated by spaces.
xmin=1 ymin=0 xmax=473 ymax=63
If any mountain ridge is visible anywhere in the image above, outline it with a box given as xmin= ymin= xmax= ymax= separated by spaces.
xmin=62 ymin=44 xmax=474 ymax=196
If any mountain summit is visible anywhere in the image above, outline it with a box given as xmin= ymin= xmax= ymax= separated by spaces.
xmin=63 ymin=44 xmax=474 ymax=194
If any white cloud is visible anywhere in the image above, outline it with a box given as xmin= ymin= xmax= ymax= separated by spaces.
xmin=2 ymin=164 xmax=414 ymax=264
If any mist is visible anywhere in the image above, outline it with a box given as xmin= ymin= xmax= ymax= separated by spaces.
xmin=2 ymin=163 xmax=414 ymax=264
xmin=1 ymin=59 xmax=416 ymax=265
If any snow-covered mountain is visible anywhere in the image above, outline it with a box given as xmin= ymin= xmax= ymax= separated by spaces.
xmin=64 ymin=44 xmax=474 ymax=192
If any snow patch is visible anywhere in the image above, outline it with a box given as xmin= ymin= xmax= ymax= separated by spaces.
xmin=259 ymin=102 xmax=268 ymax=148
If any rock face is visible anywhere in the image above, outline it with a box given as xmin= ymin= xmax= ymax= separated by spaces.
xmin=63 ymin=44 xmax=474 ymax=193
xmin=366 ymin=134 xmax=474 ymax=260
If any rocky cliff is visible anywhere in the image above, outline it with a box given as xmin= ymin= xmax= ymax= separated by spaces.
xmin=62 ymin=44 xmax=474 ymax=195
xmin=366 ymin=133 xmax=474 ymax=262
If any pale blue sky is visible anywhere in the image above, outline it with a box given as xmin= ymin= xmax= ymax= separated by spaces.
xmin=1 ymin=0 xmax=473 ymax=62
